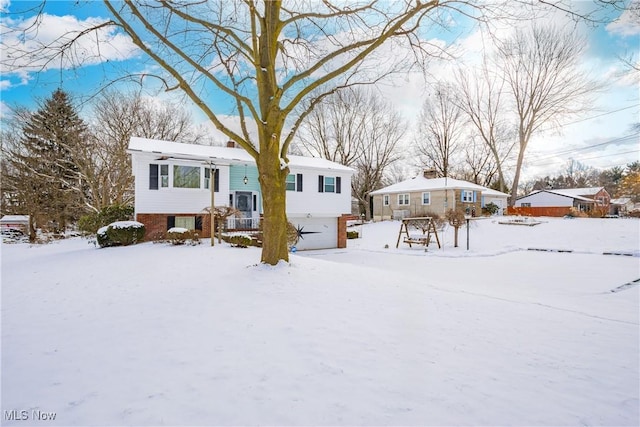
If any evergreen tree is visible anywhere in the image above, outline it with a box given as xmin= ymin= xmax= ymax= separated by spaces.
xmin=10 ymin=89 xmax=88 ymax=234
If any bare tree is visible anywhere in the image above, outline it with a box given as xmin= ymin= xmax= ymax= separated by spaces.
xmin=86 ymin=91 xmax=205 ymax=211
xmin=496 ymin=24 xmax=599 ymax=205
xmin=295 ymin=87 xmax=405 ymax=219
xmin=456 ymin=136 xmax=501 ymax=187
xmin=414 ymin=83 xmax=466 ymax=178
xmin=455 ymin=60 xmax=515 ymax=192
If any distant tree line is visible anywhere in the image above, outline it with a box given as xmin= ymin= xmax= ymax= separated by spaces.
xmin=0 ymin=89 xmax=207 ymax=240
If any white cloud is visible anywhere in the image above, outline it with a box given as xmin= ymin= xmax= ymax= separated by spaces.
xmin=0 ymin=0 xmax=10 ymax=13
xmin=606 ymin=3 xmax=640 ymax=37
xmin=0 ymin=13 xmax=139 ymax=79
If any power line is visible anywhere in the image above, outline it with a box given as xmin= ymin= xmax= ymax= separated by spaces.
xmin=527 ymin=133 xmax=640 ymax=163
xmin=557 ymin=104 xmax=640 ymax=128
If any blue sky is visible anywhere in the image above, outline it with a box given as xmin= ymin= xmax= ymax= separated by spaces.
xmin=1 ymin=0 xmax=638 ymax=181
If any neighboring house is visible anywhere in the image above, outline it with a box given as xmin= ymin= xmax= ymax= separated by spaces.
xmin=511 ymin=187 xmax=611 ymax=217
xmin=128 ymin=137 xmax=354 ymax=250
xmin=0 ymin=215 xmax=30 ymax=233
xmin=369 ymin=171 xmax=509 ymax=221
xmin=609 ymin=197 xmax=634 ymax=216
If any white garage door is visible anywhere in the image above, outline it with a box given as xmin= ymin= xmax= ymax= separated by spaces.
xmin=289 ymin=217 xmax=337 ymax=250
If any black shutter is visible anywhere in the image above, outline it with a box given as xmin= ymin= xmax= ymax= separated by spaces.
xmin=253 ymin=194 xmax=257 ymax=211
xmin=296 ymin=174 xmax=303 ymax=192
xmin=214 ymin=169 xmax=220 ymax=192
xmin=318 ymin=175 xmax=324 ymax=193
xmin=167 ymin=215 xmax=175 ymax=230
xmin=195 ymin=216 xmax=203 ymax=231
xmin=336 ymin=176 xmax=342 ymax=194
xmin=149 ymin=164 xmax=159 ymax=190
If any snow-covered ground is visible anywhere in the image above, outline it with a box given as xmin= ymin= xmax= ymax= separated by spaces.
xmin=1 ymin=217 xmax=639 ymax=426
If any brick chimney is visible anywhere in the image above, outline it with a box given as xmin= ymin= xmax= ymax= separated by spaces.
xmin=423 ymin=168 xmax=438 ymax=179
xmin=226 ymin=140 xmax=236 ymax=148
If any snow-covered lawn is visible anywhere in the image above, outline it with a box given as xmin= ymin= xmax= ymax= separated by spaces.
xmin=1 ymin=217 xmax=638 ymax=426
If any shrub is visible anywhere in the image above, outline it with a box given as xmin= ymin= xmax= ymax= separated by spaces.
xmin=483 ymin=202 xmax=499 ymax=216
xmin=225 ymin=234 xmax=252 ymax=248
xmin=166 ymin=228 xmax=201 ymax=245
xmin=79 ymin=204 xmax=134 ymax=235
xmin=97 ymin=221 xmax=145 ymax=248
xmin=347 ymin=230 xmax=359 ymax=239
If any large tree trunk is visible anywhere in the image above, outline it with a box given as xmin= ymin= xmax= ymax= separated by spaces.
xmin=257 ymin=146 xmax=289 ymax=264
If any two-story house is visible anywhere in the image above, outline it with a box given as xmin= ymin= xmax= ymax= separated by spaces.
xmin=128 ymin=137 xmax=354 ymax=250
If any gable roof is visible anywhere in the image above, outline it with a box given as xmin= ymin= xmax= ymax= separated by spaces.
xmin=127 ymin=137 xmax=354 ymax=173
xmin=547 ymin=187 xmax=604 ymax=198
xmin=516 ymin=187 xmax=605 ymax=203
xmin=370 ymin=176 xmax=501 ymax=195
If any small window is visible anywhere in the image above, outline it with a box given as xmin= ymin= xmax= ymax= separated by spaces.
xmin=324 ymin=176 xmax=335 ymax=193
xmin=160 ymin=165 xmax=169 ymax=188
xmin=318 ymin=175 xmax=341 ymax=193
xmin=521 ymin=203 xmax=531 ymax=207
xmin=383 ymin=195 xmax=390 ymax=206
xmin=398 ymin=194 xmax=409 ymax=205
xmin=286 ymin=174 xmax=296 ymax=191
xmin=174 ymin=165 xmax=200 ymax=188
xmin=422 ymin=192 xmax=431 ymax=205
xmin=462 ymin=190 xmax=473 ymax=202
xmin=175 ymin=216 xmax=195 ymax=230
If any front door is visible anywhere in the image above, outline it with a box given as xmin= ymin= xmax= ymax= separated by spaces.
xmin=235 ymin=191 xmax=252 ymax=228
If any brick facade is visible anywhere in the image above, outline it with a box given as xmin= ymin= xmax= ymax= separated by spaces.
xmin=136 ymin=213 xmax=213 ymax=240
xmin=338 ymin=214 xmax=355 ymax=249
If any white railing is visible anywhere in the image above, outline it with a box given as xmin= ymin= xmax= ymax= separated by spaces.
xmin=226 ymin=217 xmax=260 ymax=230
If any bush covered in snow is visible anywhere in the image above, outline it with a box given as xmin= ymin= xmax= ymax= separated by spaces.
xmin=97 ymin=221 xmax=145 ymax=247
xmin=79 ymin=204 xmax=134 ymax=235
xmin=165 ymin=227 xmax=200 ymax=246
xmin=223 ymin=234 xmax=253 ymax=248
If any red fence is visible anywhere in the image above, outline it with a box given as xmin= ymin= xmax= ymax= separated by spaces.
xmin=506 ymin=206 xmax=572 ymax=217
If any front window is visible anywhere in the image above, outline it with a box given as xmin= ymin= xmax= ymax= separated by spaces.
xmin=398 ymin=194 xmax=409 ymax=205
xmin=422 ymin=192 xmax=431 ymax=205
xmin=383 ymin=195 xmax=390 ymax=206
xmin=462 ymin=190 xmax=473 ymax=202
xmin=324 ymin=176 xmax=335 ymax=193
xmin=173 ymin=165 xmax=200 ymax=188
xmin=286 ymin=174 xmax=296 ymax=191
xmin=175 ymin=216 xmax=195 ymax=230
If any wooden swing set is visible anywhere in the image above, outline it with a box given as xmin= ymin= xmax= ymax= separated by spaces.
xmin=395 ymin=217 xmax=441 ymax=249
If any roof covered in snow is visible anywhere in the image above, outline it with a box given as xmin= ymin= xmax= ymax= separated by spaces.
xmin=547 ymin=187 xmax=605 ymax=198
xmin=0 ymin=215 xmax=29 ymax=223
xmin=517 ymin=187 xmax=605 ymax=202
xmin=128 ymin=137 xmax=353 ymax=173
xmin=370 ymin=176 xmax=506 ymax=196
